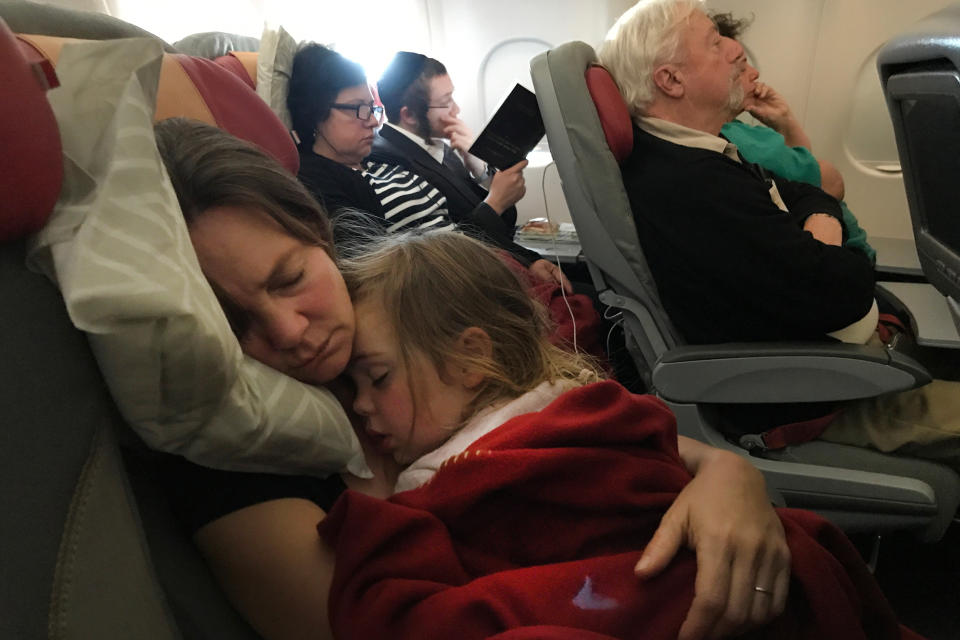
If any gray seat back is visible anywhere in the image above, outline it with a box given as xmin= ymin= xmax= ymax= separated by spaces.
xmin=530 ymin=40 xmax=960 ymax=542
xmin=878 ymin=3 xmax=960 ymax=333
xmin=0 ymin=240 xmax=180 ymax=639
xmin=0 ymin=3 xmax=263 ymax=635
xmin=530 ymin=41 xmax=680 ymax=383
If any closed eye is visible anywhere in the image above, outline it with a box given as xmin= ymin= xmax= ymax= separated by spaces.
xmin=274 ymin=270 xmax=304 ymax=291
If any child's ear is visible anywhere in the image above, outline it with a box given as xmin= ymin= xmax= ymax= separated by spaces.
xmin=454 ymin=327 xmax=492 ymax=389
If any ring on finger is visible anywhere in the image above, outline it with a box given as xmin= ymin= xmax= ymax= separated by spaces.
xmin=754 ymin=586 xmax=773 ymax=595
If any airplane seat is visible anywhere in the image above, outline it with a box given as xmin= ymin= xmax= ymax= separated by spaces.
xmin=173 ymin=30 xmax=260 ymax=59
xmin=0 ymin=8 xmax=282 ymax=638
xmin=530 ymin=41 xmax=960 ymax=541
xmin=879 ymin=3 xmax=960 ymax=339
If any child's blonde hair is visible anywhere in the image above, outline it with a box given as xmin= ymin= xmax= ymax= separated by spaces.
xmin=340 ymin=230 xmax=603 ymax=421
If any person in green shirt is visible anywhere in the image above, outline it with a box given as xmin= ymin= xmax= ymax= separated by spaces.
xmin=713 ymin=12 xmax=876 ymax=264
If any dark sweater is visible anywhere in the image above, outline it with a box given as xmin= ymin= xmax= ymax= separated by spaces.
xmin=297 ymin=151 xmax=386 ymax=219
xmin=368 ymin=127 xmax=540 ymax=265
xmin=621 ymin=125 xmax=876 ymax=345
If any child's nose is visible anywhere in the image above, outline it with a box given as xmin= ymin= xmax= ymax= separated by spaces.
xmin=353 ymin=389 xmax=373 ymax=416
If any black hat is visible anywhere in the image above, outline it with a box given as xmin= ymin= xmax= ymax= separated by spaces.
xmin=377 ymin=51 xmax=428 ymax=112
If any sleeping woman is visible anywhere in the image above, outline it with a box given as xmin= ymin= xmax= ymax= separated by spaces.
xmin=154 ymin=117 xmax=793 ymax=640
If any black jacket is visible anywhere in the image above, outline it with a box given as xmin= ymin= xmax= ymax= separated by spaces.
xmin=368 ymin=126 xmax=539 ymax=265
xmin=621 ymin=125 xmax=875 ymax=345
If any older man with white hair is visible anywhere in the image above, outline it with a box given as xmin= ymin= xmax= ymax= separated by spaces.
xmin=598 ymin=0 xmax=960 ymax=585
xmin=599 ymin=0 xmax=877 ymax=345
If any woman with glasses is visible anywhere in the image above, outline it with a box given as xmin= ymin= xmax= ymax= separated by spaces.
xmin=289 ymin=44 xmax=454 ymax=235
xmin=288 ymin=44 xmax=559 ymax=280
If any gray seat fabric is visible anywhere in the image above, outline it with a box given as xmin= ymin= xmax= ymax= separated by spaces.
xmin=1 ymin=240 xmax=174 ymax=639
xmin=0 ymin=239 xmax=264 ymax=640
xmin=530 ymin=41 xmax=960 ymax=541
xmin=0 ymin=4 xmax=265 ymax=636
xmin=173 ymin=31 xmax=260 ymax=58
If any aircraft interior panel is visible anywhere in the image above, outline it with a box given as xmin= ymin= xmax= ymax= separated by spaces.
xmin=797 ymin=0 xmax=954 ymax=241
xmin=422 ymin=0 xmax=638 ymax=225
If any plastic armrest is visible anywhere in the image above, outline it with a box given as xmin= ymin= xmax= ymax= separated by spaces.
xmin=652 ymin=342 xmax=930 ymax=403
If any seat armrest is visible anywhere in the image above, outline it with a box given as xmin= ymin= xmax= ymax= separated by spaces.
xmin=653 ymin=342 xmax=930 ymax=403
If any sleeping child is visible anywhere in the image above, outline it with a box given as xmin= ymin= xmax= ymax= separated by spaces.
xmin=320 ymin=229 xmax=915 ymax=640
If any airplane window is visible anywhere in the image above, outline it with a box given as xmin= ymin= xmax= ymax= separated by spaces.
xmin=845 ymin=49 xmax=902 ymax=173
xmin=479 ymin=38 xmax=552 ymax=165
xmin=479 ymin=38 xmax=551 ymax=119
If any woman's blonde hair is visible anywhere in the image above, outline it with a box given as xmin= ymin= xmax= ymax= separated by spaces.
xmin=340 ymin=231 xmax=603 ymax=421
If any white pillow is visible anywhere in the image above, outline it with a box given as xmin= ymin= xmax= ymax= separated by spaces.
xmin=28 ymin=37 xmax=369 ymax=479
xmin=256 ymin=23 xmax=298 ymax=131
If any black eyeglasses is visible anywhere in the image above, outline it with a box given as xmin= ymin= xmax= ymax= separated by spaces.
xmin=330 ymin=102 xmax=384 ymax=121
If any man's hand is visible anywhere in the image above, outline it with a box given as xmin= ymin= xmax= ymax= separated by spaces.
xmin=744 ymin=82 xmax=791 ymax=129
xmin=746 ymin=82 xmax=811 ymax=150
xmin=528 ymin=258 xmax=573 ymax=294
xmin=484 ymin=159 xmax=528 ymax=214
xmin=637 ymin=440 xmax=791 ymax=640
xmin=442 ymin=115 xmax=497 ymax=180
xmin=803 ymin=213 xmax=843 ymax=246
xmin=441 ymin=115 xmax=475 ymax=156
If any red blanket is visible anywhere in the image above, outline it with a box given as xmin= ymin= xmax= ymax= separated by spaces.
xmin=320 ymin=381 xmax=911 ymax=640
xmin=499 ymin=251 xmax=604 ymax=361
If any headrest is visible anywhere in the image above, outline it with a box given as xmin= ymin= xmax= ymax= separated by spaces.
xmin=16 ymin=33 xmax=297 ymax=175
xmin=214 ymin=51 xmax=257 ymax=90
xmin=0 ymin=18 xmax=62 ymax=242
xmin=585 ymin=64 xmax=633 ymax=165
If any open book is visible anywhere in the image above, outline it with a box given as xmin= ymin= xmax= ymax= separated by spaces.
xmin=468 ymin=84 xmax=545 ymax=170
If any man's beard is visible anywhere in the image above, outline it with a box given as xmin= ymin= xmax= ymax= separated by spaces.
xmin=411 ymin=115 xmax=434 ymax=144
xmin=726 ymin=74 xmax=746 ymax=117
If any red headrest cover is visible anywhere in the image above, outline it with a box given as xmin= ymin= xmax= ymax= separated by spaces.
xmin=0 ymin=19 xmax=63 ymax=242
xmin=15 ymin=34 xmax=297 ymax=176
xmin=160 ymin=54 xmax=298 ymax=174
xmin=214 ymin=52 xmax=256 ymax=90
xmin=585 ymin=64 xmax=633 ymax=165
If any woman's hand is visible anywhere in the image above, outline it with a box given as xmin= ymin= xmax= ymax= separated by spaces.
xmin=528 ymin=258 xmax=573 ymax=294
xmin=637 ymin=437 xmax=790 ymax=640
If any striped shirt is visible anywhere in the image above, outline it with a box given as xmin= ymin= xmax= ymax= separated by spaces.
xmin=361 ymin=162 xmax=457 ymax=233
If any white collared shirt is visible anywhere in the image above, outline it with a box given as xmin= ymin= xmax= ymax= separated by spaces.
xmin=385 ymin=122 xmax=491 ymax=186
xmin=386 ymin=121 xmax=446 ymax=164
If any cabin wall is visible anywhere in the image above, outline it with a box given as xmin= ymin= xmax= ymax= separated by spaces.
xmin=424 ymin=0 xmax=635 ymax=226
xmin=697 ymin=0 xmax=954 ymax=241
